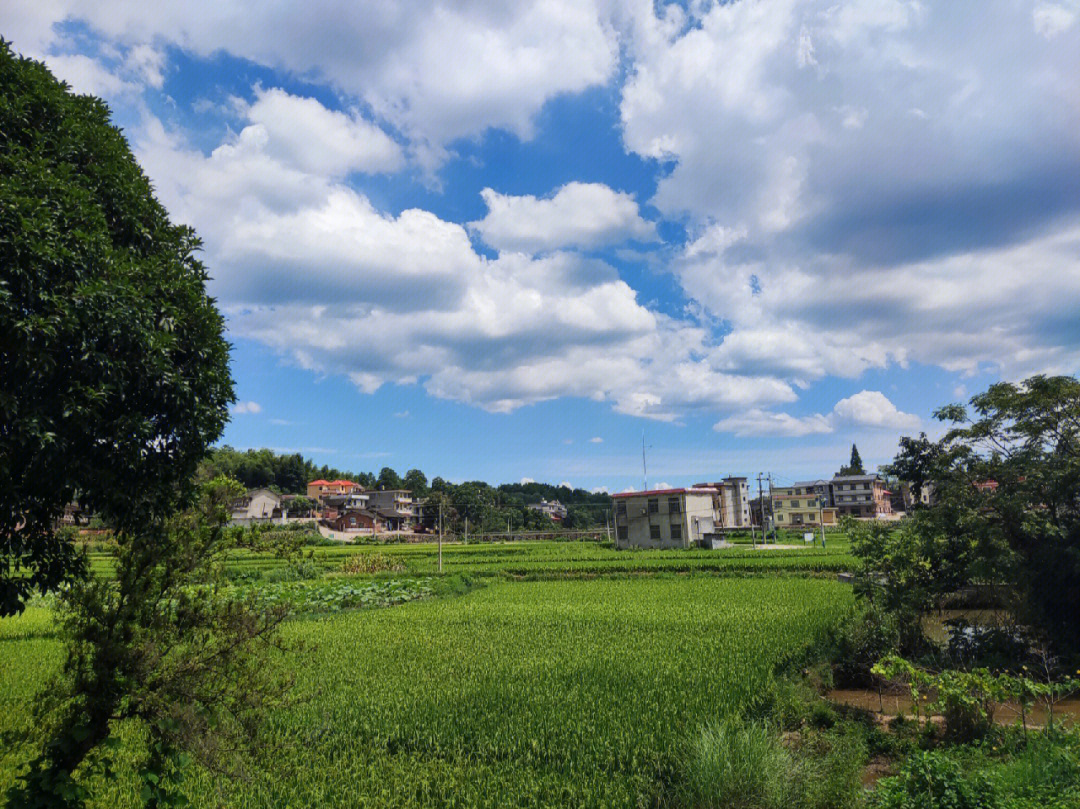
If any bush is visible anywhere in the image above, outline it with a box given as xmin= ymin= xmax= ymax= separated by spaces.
xmin=872 ymin=750 xmax=1000 ymax=809
xmin=832 ymin=601 xmax=900 ymax=686
xmin=339 ymin=553 xmax=405 ymax=575
xmin=265 ymin=558 xmax=323 ymax=582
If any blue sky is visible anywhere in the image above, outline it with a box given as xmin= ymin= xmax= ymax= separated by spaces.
xmin=8 ymin=1 xmax=1080 ymax=492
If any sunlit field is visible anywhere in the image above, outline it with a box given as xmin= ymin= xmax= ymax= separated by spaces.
xmin=0 ymin=571 xmax=852 ymax=807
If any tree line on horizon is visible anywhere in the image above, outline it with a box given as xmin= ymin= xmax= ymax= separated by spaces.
xmin=200 ymin=446 xmax=613 ymax=531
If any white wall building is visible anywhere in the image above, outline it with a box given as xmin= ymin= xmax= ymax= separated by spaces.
xmin=611 ymin=488 xmax=719 ymax=549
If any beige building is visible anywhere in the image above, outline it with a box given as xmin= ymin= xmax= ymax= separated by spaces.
xmin=771 ymin=481 xmax=838 ymax=527
xmin=694 ymin=477 xmax=751 ymax=528
xmin=307 ymin=479 xmax=361 ymax=501
xmin=612 ymin=488 xmax=719 ymax=549
xmin=231 ymin=488 xmax=283 ymax=521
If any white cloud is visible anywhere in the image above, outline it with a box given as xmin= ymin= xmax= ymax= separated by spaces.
xmin=559 ymin=481 xmax=573 ymax=489
xmin=831 ymin=390 xmax=921 ymax=430
xmin=240 ymin=87 xmax=403 ymax=176
xmin=619 ymin=0 xmax=1080 ymax=383
xmin=471 ymin=183 xmax=656 ymax=253
xmin=715 ymin=390 xmax=918 ymax=437
xmin=393 ymin=411 xmax=410 ymax=418
xmin=520 ymin=477 xmax=536 ymax=485
xmin=715 ymin=409 xmax=834 ymax=438
xmin=231 ymin=400 xmax=262 ymax=415
xmin=6 ymin=0 xmax=617 ymax=167
xmin=589 ymin=436 xmax=604 ymax=443
xmin=1033 ymin=1 xmax=1078 ymax=38
xmin=132 ymin=115 xmax=798 ymax=421
xmin=590 ymin=486 xmax=610 ymax=494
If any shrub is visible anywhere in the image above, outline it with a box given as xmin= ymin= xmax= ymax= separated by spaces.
xmin=872 ymin=750 xmax=1000 ymax=809
xmin=340 ymin=553 xmax=406 ymax=575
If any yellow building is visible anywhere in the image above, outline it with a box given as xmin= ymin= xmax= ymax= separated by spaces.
xmin=771 ymin=480 xmax=838 ymax=527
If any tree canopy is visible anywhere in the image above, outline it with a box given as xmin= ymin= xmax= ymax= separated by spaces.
xmin=857 ymin=375 xmax=1080 ymax=656
xmin=839 ymin=443 xmax=865 ymax=476
xmin=0 ymin=42 xmax=233 ymax=615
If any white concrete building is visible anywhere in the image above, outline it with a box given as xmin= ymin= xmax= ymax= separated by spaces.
xmin=612 ymin=488 xmax=719 ymax=549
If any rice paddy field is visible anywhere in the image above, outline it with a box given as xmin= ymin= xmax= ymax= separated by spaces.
xmin=1 ymin=541 xmax=855 ymax=807
xmin=81 ymin=536 xmax=855 ymax=579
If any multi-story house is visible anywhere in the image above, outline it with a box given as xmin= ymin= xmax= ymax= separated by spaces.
xmin=771 ymin=480 xmax=838 ymax=527
xmin=611 ymin=487 xmax=719 ymax=549
xmin=365 ymin=489 xmax=416 ymax=530
xmin=307 ymin=479 xmax=361 ymax=501
xmin=830 ymin=475 xmax=893 ymax=518
xmin=693 ymin=477 xmax=751 ymax=528
xmin=527 ymin=499 xmax=568 ymax=521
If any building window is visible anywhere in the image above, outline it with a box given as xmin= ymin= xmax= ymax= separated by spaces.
xmin=668 ymin=496 xmax=680 ymax=513
xmin=670 ymin=523 xmax=682 ymax=540
xmin=792 ymin=500 xmax=799 ymax=508
xmin=650 ymin=524 xmax=661 ymax=540
xmin=616 ymin=501 xmax=626 ymax=516
xmin=648 ymin=498 xmax=659 ymax=514
xmin=617 ymin=526 xmax=628 ymax=541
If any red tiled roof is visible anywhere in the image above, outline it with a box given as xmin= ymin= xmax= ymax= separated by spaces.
xmin=309 ymin=479 xmax=330 ymax=485
xmin=611 ymin=487 xmax=718 ymax=499
xmin=330 ymin=480 xmax=356 ymax=486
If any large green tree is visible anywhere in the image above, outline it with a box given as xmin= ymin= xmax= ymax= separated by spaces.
xmin=0 ymin=42 xmax=232 ymax=615
xmin=868 ymin=375 xmax=1080 ymax=656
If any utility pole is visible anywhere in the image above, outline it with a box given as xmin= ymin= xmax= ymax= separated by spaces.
xmin=819 ymin=498 xmax=826 ymax=548
xmin=642 ymin=430 xmax=650 ymax=491
xmin=438 ymin=501 xmax=443 ymax=573
xmin=756 ymin=473 xmax=766 ymax=546
xmin=605 ymin=508 xmax=612 ymax=544
xmin=767 ymin=473 xmax=775 ymax=543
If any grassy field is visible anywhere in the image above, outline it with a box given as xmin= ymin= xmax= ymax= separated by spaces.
xmin=0 ymin=555 xmax=853 ymax=807
xmin=82 ymin=536 xmax=856 ymax=580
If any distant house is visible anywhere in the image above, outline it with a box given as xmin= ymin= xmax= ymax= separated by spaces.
xmin=693 ymin=477 xmax=751 ymax=528
xmin=307 ymin=479 xmax=361 ymax=502
xmin=611 ymin=488 xmax=719 ymax=549
xmin=831 ymin=474 xmax=893 ymax=519
xmin=324 ymin=509 xmax=379 ymax=533
xmin=365 ymin=490 xmax=417 ymax=530
xmin=771 ymin=480 xmax=838 ymax=527
xmin=231 ymin=488 xmax=283 ymax=521
xmin=527 ymin=499 xmax=568 ymax=521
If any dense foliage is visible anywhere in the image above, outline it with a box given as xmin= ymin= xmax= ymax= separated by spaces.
xmin=6 ymin=478 xmax=294 ymax=808
xmin=0 ymin=42 xmax=232 ymax=615
xmin=202 ymin=446 xmax=614 ymax=528
xmin=878 ymin=375 xmax=1080 ymax=656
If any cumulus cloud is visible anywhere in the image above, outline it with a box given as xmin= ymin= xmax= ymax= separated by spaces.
xmin=471 ymin=183 xmax=656 ymax=253
xmin=620 ymin=0 xmax=1080 ymax=381
xmin=241 ymin=87 xmax=403 ymax=175
xmin=6 ymin=0 xmax=617 ymax=167
xmin=131 ymin=111 xmax=797 ymax=420
xmin=231 ymin=401 xmax=262 ymax=415
xmin=715 ymin=390 xmax=918 ymax=437
xmin=589 ymin=437 xmax=604 ymax=443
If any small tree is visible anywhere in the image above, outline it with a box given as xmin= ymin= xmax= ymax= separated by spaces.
xmin=839 ymin=443 xmax=865 ymax=476
xmin=7 ymin=477 xmax=294 ymax=808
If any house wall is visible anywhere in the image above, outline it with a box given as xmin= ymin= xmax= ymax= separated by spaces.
xmin=613 ymin=491 xmax=717 ymax=549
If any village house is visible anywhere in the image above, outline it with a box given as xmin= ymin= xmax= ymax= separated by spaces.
xmin=230 ymin=488 xmax=284 ymax=522
xmin=527 ymin=499 xmax=568 ymax=521
xmin=771 ymin=480 xmax=838 ymax=527
xmin=364 ymin=489 xmax=416 ymax=531
xmin=306 ymin=479 xmax=361 ymax=502
xmin=693 ymin=477 xmax=751 ymax=528
xmin=831 ymin=474 xmax=893 ymax=518
xmin=611 ymin=487 xmax=719 ymax=549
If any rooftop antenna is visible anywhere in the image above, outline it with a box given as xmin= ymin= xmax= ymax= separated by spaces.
xmin=642 ymin=430 xmax=652 ymax=491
